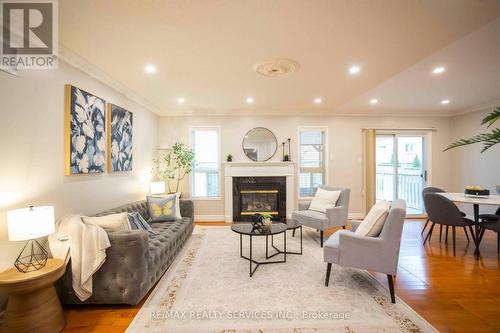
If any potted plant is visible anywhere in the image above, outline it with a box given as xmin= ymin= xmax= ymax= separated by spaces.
xmin=152 ymin=142 xmax=195 ymax=194
xmin=261 ymin=213 xmax=273 ymax=232
xmin=227 ymin=154 xmax=233 ymax=162
xmin=444 ymin=107 xmax=499 ymax=153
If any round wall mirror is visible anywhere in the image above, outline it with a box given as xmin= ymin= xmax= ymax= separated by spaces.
xmin=242 ymin=127 xmax=278 ymax=162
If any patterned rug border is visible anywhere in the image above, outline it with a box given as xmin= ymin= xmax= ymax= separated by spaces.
xmin=127 ymin=226 xmax=439 ymax=333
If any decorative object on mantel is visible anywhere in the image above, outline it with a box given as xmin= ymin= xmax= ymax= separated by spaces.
xmin=152 ymin=143 xmax=195 ymax=194
xmin=107 ymin=103 xmax=133 ymax=172
xmin=242 ymin=127 xmax=278 ymax=162
xmin=226 ymin=154 xmax=232 ymax=162
xmin=7 ymin=206 xmax=55 ymax=273
xmin=464 ymin=185 xmax=490 ymax=197
xmin=444 ymin=106 xmax=499 ymax=153
xmin=65 ymin=84 xmax=106 ymax=175
xmin=281 ymin=142 xmax=286 ymax=161
xmin=287 ymin=138 xmax=292 ymax=161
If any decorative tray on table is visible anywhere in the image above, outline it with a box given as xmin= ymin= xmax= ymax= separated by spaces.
xmin=464 ymin=186 xmax=490 ymax=197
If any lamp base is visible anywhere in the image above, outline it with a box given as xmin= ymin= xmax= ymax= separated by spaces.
xmin=14 ymin=239 xmax=48 ymax=273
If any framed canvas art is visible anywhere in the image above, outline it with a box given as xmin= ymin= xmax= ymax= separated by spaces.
xmin=65 ymin=84 xmax=106 ymax=175
xmin=107 ymin=103 xmax=133 ymax=172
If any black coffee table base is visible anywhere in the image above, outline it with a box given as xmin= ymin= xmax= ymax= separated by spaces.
xmin=239 ymin=232 xmax=287 ymax=277
xmin=267 ymin=225 xmax=303 ymax=258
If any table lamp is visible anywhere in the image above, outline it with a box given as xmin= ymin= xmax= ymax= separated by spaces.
xmin=7 ymin=206 xmax=55 ymax=273
xmin=150 ymin=181 xmax=166 ymax=195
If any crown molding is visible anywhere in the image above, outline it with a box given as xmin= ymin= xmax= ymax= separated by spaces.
xmin=449 ymin=99 xmax=500 ymax=117
xmin=57 ymin=44 xmax=161 ymax=115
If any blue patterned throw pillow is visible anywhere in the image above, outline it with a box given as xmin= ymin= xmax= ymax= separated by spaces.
xmin=127 ymin=212 xmax=157 ymax=235
xmin=146 ymin=194 xmax=181 ymax=222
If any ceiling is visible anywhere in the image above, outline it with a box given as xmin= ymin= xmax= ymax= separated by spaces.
xmin=59 ymin=0 xmax=500 ymax=116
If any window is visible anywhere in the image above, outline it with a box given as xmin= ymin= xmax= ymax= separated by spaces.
xmin=191 ymin=127 xmax=220 ymax=198
xmin=299 ymin=129 xmax=327 ymax=197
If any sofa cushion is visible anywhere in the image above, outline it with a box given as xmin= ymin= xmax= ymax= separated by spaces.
xmin=82 ymin=212 xmax=130 ymax=232
xmin=292 ymin=209 xmax=329 ymax=230
xmin=147 ymin=194 xmax=181 ymax=222
xmin=309 ymin=188 xmax=341 ymax=213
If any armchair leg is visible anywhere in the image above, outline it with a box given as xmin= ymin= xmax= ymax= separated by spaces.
xmin=387 ymin=274 xmax=396 ymax=304
xmin=325 ymin=263 xmax=332 ymax=287
xmin=320 ymin=230 xmax=324 ymax=248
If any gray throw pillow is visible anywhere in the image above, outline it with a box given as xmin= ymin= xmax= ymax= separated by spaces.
xmin=127 ymin=212 xmax=157 ymax=235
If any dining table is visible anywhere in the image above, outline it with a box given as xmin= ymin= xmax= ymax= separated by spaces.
xmin=438 ymin=192 xmax=500 ymax=259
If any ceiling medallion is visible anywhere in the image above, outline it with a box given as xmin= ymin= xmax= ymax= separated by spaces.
xmin=253 ymin=58 xmax=300 ymax=77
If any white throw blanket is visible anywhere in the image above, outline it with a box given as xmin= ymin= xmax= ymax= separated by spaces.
xmin=48 ymin=214 xmax=111 ymax=301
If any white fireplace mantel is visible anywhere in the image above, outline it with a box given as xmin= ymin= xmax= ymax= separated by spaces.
xmin=223 ymin=162 xmax=296 ymax=222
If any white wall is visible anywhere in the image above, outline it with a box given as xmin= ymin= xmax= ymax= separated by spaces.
xmin=158 ymin=115 xmax=454 ymax=218
xmin=449 ymin=108 xmax=500 ymax=215
xmin=0 ymin=61 xmax=159 ymax=273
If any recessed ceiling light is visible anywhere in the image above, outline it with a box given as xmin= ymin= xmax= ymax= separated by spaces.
xmin=177 ymin=97 xmax=185 ymax=104
xmin=349 ymin=65 xmax=361 ymax=74
xmin=144 ymin=64 xmax=157 ymax=73
xmin=246 ymin=97 xmax=254 ymax=104
xmin=432 ymin=66 xmax=445 ymax=74
xmin=314 ymin=98 xmax=323 ymax=104
xmin=441 ymin=99 xmax=450 ymax=105
xmin=370 ymin=98 xmax=378 ymax=104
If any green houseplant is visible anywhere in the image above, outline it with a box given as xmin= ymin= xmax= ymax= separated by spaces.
xmin=444 ymin=107 xmax=500 ymax=153
xmin=152 ymin=142 xmax=195 ymax=194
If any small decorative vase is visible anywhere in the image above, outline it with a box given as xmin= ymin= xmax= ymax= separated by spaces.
xmin=262 ymin=218 xmax=272 ymax=232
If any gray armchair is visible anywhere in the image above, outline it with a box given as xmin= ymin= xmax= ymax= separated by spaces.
xmin=323 ymin=199 xmax=406 ymax=303
xmin=292 ymin=186 xmax=350 ymax=247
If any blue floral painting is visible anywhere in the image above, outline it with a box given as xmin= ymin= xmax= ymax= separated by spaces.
xmin=108 ymin=104 xmax=133 ymax=172
xmin=65 ymin=85 xmax=106 ymax=175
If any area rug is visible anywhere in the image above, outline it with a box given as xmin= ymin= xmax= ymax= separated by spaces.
xmin=126 ymin=226 xmax=437 ymax=333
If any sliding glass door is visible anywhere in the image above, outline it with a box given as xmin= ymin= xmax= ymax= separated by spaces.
xmin=376 ymin=134 xmax=427 ymax=215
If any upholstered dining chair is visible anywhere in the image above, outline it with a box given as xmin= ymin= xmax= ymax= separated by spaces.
xmin=477 ymin=220 xmax=500 ymax=256
xmin=423 ymin=193 xmax=476 ymax=256
xmin=292 ymin=186 xmax=350 ymax=247
xmin=422 ymin=187 xmax=470 ymax=244
xmin=323 ymin=200 xmax=406 ymax=303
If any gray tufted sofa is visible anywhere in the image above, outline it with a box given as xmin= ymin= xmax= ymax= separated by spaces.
xmin=55 ymin=199 xmax=194 ymax=305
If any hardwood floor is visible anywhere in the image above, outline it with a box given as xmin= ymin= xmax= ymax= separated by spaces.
xmin=57 ymin=220 xmax=500 ymax=333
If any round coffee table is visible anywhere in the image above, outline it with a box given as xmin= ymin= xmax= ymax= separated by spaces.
xmin=0 ymin=258 xmax=66 ymax=333
xmin=231 ymin=223 xmax=288 ymax=277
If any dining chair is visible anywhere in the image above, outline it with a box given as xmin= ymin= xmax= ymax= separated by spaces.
xmin=422 ymin=187 xmax=469 ymax=244
xmin=479 ymin=206 xmax=500 ymax=223
xmin=476 ymin=220 xmax=500 ymax=256
xmin=423 ymin=193 xmax=476 ymax=256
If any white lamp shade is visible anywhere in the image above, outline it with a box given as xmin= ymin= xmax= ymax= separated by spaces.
xmin=150 ymin=181 xmax=166 ymax=195
xmin=7 ymin=206 xmax=55 ymax=241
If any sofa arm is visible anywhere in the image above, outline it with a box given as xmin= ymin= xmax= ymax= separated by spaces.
xmin=180 ymin=199 xmax=194 ymax=220
xmin=338 ymin=232 xmax=398 ymax=275
xmin=105 ymin=229 xmax=149 ymax=274
xmin=298 ymin=200 xmax=311 ymax=211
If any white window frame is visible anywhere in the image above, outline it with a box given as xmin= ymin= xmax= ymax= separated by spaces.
xmin=297 ymin=126 xmax=329 ymax=199
xmin=189 ymin=126 xmax=221 ymax=200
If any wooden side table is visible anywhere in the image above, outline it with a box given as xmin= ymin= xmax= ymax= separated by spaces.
xmin=0 ymin=259 xmax=66 ymax=333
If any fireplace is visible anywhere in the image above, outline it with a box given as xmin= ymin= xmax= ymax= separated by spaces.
xmin=233 ymin=176 xmax=286 ymax=222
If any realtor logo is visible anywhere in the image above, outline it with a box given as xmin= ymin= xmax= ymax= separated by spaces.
xmin=1 ymin=0 xmax=58 ymax=70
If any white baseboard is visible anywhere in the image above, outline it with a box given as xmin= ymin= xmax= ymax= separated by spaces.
xmin=194 ymin=215 xmax=226 ymax=222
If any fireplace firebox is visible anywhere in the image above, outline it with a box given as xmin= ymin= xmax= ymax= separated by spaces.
xmin=233 ymin=176 xmax=286 ymax=222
